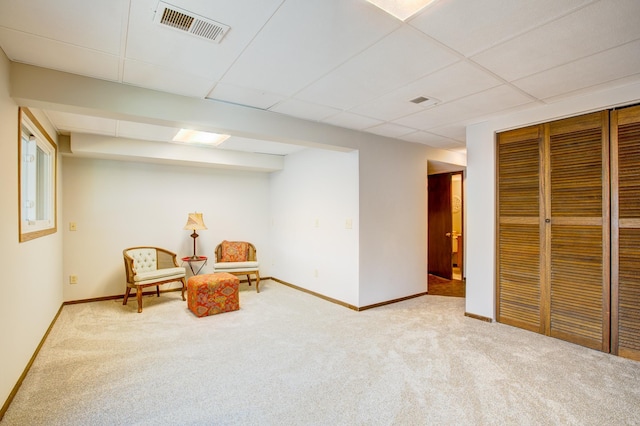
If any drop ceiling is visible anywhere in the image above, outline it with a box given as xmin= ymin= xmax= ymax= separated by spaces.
xmin=1 ymin=0 xmax=639 ymax=157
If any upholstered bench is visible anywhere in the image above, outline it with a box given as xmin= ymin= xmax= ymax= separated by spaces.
xmin=187 ymin=272 xmax=240 ymax=317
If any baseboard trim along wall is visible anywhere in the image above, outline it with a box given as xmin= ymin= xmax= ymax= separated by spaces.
xmin=271 ymin=278 xmax=360 ymax=311
xmin=464 ymin=312 xmax=493 ymax=322
xmin=357 ymin=292 xmax=428 ymax=311
xmin=1 ymin=304 xmax=64 ymax=421
xmin=271 ymin=277 xmax=428 ymax=312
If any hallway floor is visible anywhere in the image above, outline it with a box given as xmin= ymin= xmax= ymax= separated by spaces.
xmin=427 ymin=273 xmax=465 ymax=298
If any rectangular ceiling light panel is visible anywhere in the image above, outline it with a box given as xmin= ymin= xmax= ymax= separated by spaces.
xmin=366 ymin=0 xmax=437 ymax=21
xmin=154 ymin=2 xmax=230 ymax=43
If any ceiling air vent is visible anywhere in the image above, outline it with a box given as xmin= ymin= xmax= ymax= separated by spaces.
xmin=154 ymin=2 xmax=230 ymax=43
xmin=410 ymin=96 xmax=440 ymax=108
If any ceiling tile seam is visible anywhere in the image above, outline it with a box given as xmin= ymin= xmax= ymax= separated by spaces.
xmin=326 ymin=58 xmax=467 ymax=114
xmin=1 ymin=24 xmax=121 ymax=58
xmin=213 ymin=0 xmax=287 ymax=86
xmin=122 ymin=56 xmax=216 ymax=88
xmin=318 ymin=109 xmax=382 ymax=128
xmin=118 ymin=0 xmax=133 ymax=83
xmin=462 ymin=57 xmax=544 ymax=105
xmin=509 ymin=36 xmax=640 ymax=89
xmin=283 ymin=22 xmax=402 ymax=101
xmin=461 ymin=0 xmax=603 ymax=58
xmin=266 ymin=24 xmax=425 ymax=118
xmin=538 ymin=72 xmax=640 ymax=105
xmin=405 ymin=129 xmax=461 ymax=143
xmin=335 ymin=64 xmax=541 ymax=130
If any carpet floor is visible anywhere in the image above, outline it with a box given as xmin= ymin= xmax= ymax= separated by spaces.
xmin=2 ymin=280 xmax=640 ymax=425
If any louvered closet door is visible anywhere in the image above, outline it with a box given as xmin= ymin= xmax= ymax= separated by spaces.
xmin=547 ymin=112 xmax=610 ymax=352
xmin=496 ymin=125 xmax=543 ymax=333
xmin=611 ymin=105 xmax=640 ymax=361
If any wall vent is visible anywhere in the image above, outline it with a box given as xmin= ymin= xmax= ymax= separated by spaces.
xmin=154 ymin=2 xmax=230 ymax=43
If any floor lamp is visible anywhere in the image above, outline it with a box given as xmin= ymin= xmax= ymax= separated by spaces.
xmin=184 ymin=212 xmax=207 ymax=259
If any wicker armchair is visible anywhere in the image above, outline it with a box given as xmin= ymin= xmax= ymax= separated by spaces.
xmin=123 ymin=246 xmax=187 ymax=313
xmin=214 ymin=241 xmax=261 ymax=292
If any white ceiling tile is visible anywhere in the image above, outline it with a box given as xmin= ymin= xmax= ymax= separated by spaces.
xmin=542 ymin=74 xmax=640 ymax=105
xmin=513 ymin=40 xmax=640 ymax=100
xmin=396 ymin=85 xmax=535 ymax=129
xmin=0 ymin=0 xmax=128 ymax=54
xmin=395 ymin=103 xmax=465 ymax=130
xmin=116 ymin=121 xmax=179 ymax=142
xmin=424 ymin=125 xmax=467 ymax=142
xmin=220 ymin=0 xmax=400 ymax=96
xmin=452 ymin=85 xmax=535 ymax=116
xmin=365 ymin=122 xmax=417 ymax=138
xmin=123 ymin=60 xmax=215 ymax=98
xmin=322 ymin=112 xmax=383 ymax=131
xmin=296 ymin=26 xmax=459 ymax=110
xmin=46 ymin=111 xmax=117 ymax=136
xmin=0 ymin=28 xmax=120 ymax=81
xmin=351 ymin=61 xmax=501 ymax=120
xmin=411 ymin=0 xmax=595 ymax=57
xmin=401 ymin=131 xmax=464 ymax=149
xmin=207 ymin=83 xmax=284 ymax=110
xmin=472 ymin=0 xmax=640 ymax=81
xmin=270 ymin=99 xmax=341 ymax=122
xmin=125 ymin=0 xmax=284 ymax=82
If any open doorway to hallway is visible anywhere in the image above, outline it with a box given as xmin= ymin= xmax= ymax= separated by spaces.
xmin=427 ymin=161 xmax=465 ymax=297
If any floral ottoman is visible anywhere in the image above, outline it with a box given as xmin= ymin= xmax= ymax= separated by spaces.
xmin=187 ymin=272 xmax=240 ymax=317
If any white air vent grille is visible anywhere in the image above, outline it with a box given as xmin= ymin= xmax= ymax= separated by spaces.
xmin=154 ymin=2 xmax=229 ymax=43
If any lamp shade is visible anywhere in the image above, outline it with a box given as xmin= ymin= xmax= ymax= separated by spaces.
xmin=183 ymin=212 xmax=207 ymax=230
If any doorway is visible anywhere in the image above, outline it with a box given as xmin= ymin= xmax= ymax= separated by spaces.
xmin=427 ymin=170 xmax=464 ymax=281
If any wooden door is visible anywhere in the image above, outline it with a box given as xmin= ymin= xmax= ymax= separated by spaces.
xmin=546 ymin=111 xmax=610 ymax=352
xmin=496 ymin=125 xmax=543 ymax=333
xmin=611 ymin=105 xmax=640 ymax=361
xmin=428 ymin=173 xmax=452 ymax=279
xmin=497 ymin=112 xmax=610 ymax=352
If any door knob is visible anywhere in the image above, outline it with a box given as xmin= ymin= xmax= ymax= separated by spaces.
xmin=445 ymin=232 xmax=452 ymax=237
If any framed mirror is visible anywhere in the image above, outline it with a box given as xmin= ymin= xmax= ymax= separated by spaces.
xmin=18 ymin=107 xmax=57 ymax=242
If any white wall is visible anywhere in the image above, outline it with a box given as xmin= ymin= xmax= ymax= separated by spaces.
xmin=465 ymin=82 xmax=640 ymax=320
xmin=358 ymin=138 xmax=433 ymax=306
xmin=269 ymin=149 xmax=359 ymax=306
xmin=62 ymin=157 xmax=271 ymax=301
xmin=0 ymin=50 xmax=63 ymax=408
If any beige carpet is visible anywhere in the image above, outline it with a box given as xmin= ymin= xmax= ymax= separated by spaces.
xmin=2 ymin=281 xmax=640 ymax=425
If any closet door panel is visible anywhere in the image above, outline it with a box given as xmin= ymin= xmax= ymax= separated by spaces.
xmin=550 ymin=225 xmax=604 ymax=349
xmin=496 ymin=126 xmax=542 ymax=332
xmin=618 ymin=229 xmax=640 ymax=360
xmin=612 ymin=105 xmax=640 ymax=360
xmin=548 ymin=111 xmax=609 ymax=352
xmin=498 ymin=223 xmax=541 ymax=331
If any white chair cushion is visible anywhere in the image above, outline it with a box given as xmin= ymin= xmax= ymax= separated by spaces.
xmin=127 ymin=248 xmax=158 ymax=274
xmin=214 ymin=261 xmax=259 ymax=269
xmin=133 ymin=267 xmax=186 ymax=283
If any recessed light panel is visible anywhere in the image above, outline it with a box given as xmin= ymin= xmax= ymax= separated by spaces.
xmin=366 ymin=0 xmax=437 ymax=21
xmin=173 ymin=129 xmax=230 ymax=146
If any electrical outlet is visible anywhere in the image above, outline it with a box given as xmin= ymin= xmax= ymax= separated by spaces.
xmin=345 ymin=218 xmax=352 ymax=229
xmin=69 ymin=275 xmax=78 ymax=284
xmin=69 ymin=222 xmax=77 ymax=231
xmin=314 ymin=269 xmax=319 ymax=278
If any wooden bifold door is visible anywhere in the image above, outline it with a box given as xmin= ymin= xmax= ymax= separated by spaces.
xmin=497 ymin=105 xmax=640 ymax=360
xmin=611 ymin=105 xmax=640 ymax=361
